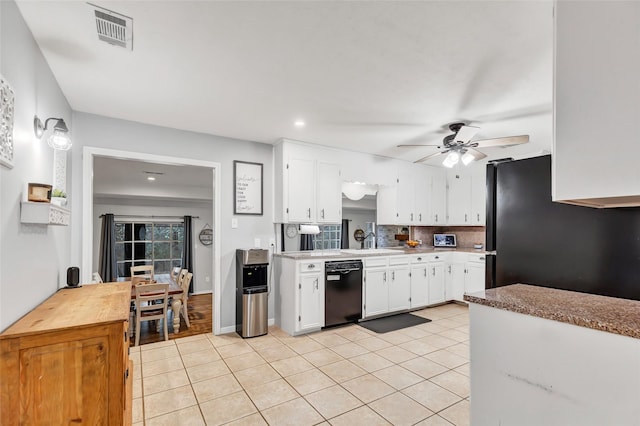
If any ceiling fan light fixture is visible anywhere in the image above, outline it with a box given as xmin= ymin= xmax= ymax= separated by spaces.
xmin=442 ymin=151 xmax=460 ymax=168
xmin=461 ymin=151 xmax=475 ymax=165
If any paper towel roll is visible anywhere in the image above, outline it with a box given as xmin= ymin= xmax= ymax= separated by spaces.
xmin=299 ymin=224 xmax=320 ymax=235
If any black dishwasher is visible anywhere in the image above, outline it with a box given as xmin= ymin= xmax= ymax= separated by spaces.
xmin=324 ymin=260 xmax=363 ymax=328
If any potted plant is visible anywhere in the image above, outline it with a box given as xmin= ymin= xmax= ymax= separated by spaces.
xmin=51 ymin=188 xmax=67 ymax=206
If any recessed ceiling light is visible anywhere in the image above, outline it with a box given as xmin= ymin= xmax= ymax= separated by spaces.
xmin=147 ymin=176 xmax=156 ymax=181
xmin=294 ymin=120 xmax=305 ymax=127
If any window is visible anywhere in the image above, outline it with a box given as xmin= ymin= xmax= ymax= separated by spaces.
xmin=313 ymin=224 xmax=342 ymax=250
xmin=115 ymin=222 xmax=184 ymax=278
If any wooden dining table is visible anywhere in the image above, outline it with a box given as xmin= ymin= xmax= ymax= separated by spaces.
xmin=126 ymin=280 xmax=185 ymax=333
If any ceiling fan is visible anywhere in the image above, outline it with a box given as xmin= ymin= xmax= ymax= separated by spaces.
xmin=398 ymin=122 xmax=529 ymax=167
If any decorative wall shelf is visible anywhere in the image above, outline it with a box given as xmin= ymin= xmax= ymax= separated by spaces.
xmin=20 ymin=201 xmax=70 ymax=225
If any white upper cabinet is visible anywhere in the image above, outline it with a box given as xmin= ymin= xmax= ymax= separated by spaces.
xmin=316 ymin=162 xmax=341 ymax=223
xmin=288 ymin=158 xmax=316 ymax=222
xmin=274 ymin=141 xmax=342 ymax=224
xmin=471 ymin=167 xmax=486 ymax=225
xmin=430 ymin=174 xmax=447 ymax=225
xmin=413 ymin=166 xmax=431 ymax=225
xmin=554 ymin=1 xmax=640 ymax=208
xmin=396 ymin=167 xmax=416 ymax=225
xmin=447 ymin=174 xmax=472 ymax=225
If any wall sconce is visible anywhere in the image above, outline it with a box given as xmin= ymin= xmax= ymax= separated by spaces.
xmin=33 ymin=115 xmax=72 ymax=151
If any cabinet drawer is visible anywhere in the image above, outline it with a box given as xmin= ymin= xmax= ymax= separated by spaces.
xmin=467 ymin=254 xmax=486 ymax=263
xmin=427 ymin=253 xmax=445 ymax=262
xmin=364 ymin=257 xmax=388 ymax=268
xmin=410 ymin=254 xmax=429 ymax=264
xmin=299 ymin=261 xmax=323 ymax=273
xmin=388 ymin=255 xmax=410 ymax=266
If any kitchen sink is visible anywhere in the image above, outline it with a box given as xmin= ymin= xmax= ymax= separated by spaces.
xmin=341 ymin=248 xmax=401 ymax=255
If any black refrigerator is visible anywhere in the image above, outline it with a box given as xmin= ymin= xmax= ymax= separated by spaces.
xmin=485 ymin=155 xmax=640 ymax=301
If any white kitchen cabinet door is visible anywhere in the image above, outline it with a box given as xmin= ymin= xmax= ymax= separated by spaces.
xmin=414 ymin=166 xmax=431 ymax=225
xmin=288 ymin=158 xmax=316 ymax=222
xmin=376 ymin=185 xmax=398 ymax=225
xmin=316 ymin=162 xmax=341 ymax=223
xmin=554 ymin=1 xmax=640 ymax=207
xmin=447 ymin=174 xmax=472 ymax=225
xmin=428 ymin=262 xmax=446 ymax=305
xmin=299 ymin=273 xmax=323 ymax=332
xmin=410 ymin=265 xmax=429 ymax=308
xmin=388 ymin=265 xmax=411 ymax=312
xmin=364 ymin=268 xmax=388 ymax=318
xmin=465 ymin=261 xmax=486 ymax=296
xmin=430 ymin=175 xmax=447 ymax=225
xmin=471 ymin=168 xmax=486 ymax=225
xmin=447 ymin=262 xmax=465 ymax=302
xmin=396 ymin=168 xmax=416 ymax=225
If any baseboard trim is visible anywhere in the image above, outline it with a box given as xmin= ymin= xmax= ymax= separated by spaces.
xmin=219 ymin=318 xmax=275 ymax=335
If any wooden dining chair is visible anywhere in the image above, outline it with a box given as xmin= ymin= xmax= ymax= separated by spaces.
xmin=131 ymin=265 xmax=154 ymax=284
xmin=176 ymin=272 xmax=193 ymax=329
xmin=134 ymin=283 xmax=170 ymax=346
xmin=176 ymin=268 xmax=188 ymax=286
xmin=170 ymin=266 xmax=182 ymax=282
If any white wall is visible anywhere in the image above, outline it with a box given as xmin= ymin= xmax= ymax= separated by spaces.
xmin=92 ymin=201 xmax=214 ymax=294
xmin=70 ymin=112 xmax=274 ymax=331
xmin=0 ymin=1 xmax=72 ymax=331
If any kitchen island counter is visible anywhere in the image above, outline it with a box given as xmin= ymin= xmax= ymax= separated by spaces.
xmin=464 ymin=283 xmax=640 ymax=339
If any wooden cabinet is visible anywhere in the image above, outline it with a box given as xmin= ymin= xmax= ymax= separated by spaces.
xmin=0 ymin=283 xmax=132 ymax=426
xmin=276 ymin=258 xmax=324 ymax=335
xmin=554 ymin=1 xmax=640 ymax=208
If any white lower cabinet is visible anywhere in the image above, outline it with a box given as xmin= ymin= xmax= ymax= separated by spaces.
xmin=464 ymin=254 xmax=486 ymax=295
xmin=388 ymin=256 xmax=411 ymax=312
xmin=409 ymin=255 xmax=429 ymax=308
xmin=364 ymin=256 xmax=411 ymax=318
xmin=364 ymin=268 xmax=388 ymax=318
xmin=427 ymin=261 xmax=446 ymax=305
xmin=276 ymin=258 xmax=324 ymax=336
xmin=447 ymin=261 xmax=466 ymax=302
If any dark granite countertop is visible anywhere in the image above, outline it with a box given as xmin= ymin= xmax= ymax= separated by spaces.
xmin=275 ymin=247 xmax=486 ymax=260
xmin=464 ymin=284 xmax=640 ymax=339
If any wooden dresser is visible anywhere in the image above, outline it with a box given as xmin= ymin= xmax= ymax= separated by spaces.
xmin=0 ymin=282 xmax=133 ymax=425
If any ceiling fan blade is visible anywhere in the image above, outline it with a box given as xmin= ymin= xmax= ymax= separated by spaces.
xmin=466 ymin=148 xmax=487 ymax=161
xmin=414 ymin=151 xmax=447 ymax=163
xmin=397 ymin=144 xmax=442 ymax=148
xmin=473 ymin=135 xmax=529 ymax=148
xmin=455 ymin=125 xmax=480 ymax=143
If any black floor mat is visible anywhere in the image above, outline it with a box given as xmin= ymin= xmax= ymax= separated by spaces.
xmin=358 ymin=313 xmax=431 ymax=333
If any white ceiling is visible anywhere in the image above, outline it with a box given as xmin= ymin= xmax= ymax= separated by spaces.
xmin=16 ymin=1 xmax=554 ymax=166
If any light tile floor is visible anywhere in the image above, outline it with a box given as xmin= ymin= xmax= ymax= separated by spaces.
xmin=131 ymin=302 xmax=470 ymax=426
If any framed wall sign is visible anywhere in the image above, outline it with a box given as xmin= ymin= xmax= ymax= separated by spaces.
xmin=0 ymin=75 xmax=15 ymax=169
xmin=199 ymin=224 xmax=213 ymax=246
xmin=234 ymin=160 xmax=263 ymax=215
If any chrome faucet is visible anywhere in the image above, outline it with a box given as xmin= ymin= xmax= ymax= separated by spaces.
xmin=360 ymin=231 xmax=376 ymax=249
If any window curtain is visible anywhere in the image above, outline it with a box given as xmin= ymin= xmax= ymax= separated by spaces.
xmin=341 ymin=219 xmax=349 ymax=249
xmin=98 ymin=213 xmax=117 ymax=282
xmin=182 ymin=215 xmax=194 ymax=293
xmin=299 ymin=234 xmax=314 ymax=250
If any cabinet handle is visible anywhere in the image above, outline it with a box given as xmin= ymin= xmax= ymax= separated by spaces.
xmin=410 ymin=213 xmax=414 ymax=221
xmin=432 ymin=267 xmax=435 ymax=276
xmin=479 ymin=257 xmax=485 ymax=260
xmin=419 ymin=213 xmax=422 ymax=221
xmin=308 ymin=264 xmax=315 ymax=269
xmin=315 ymin=278 xmax=318 ymax=290
xmin=417 ymin=257 xmax=422 ymax=261
xmin=448 ymin=265 xmax=451 ymax=273
xmin=435 ymin=214 xmax=438 ymax=222
xmin=383 ymin=272 xmax=387 ymax=282
xmin=392 ymin=271 xmax=395 ymax=280
xmin=477 ymin=213 xmax=480 ymax=222
xmin=321 ymin=209 xmax=325 ymax=219
xmin=465 ymin=214 xmax=468 ymax=222
xmin=424 ymin=268 xmax=427 ymax=277
xmin=307 ymin=208 xmax=311 ymax=218
xmin=435 ymin=255 xmax=439 ymax=260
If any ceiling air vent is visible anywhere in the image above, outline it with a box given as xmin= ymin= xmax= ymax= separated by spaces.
xmin=89 ymin=3 xmax=133 ymax=50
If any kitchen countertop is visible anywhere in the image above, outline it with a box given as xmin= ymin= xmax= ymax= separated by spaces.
xmin=464 ymin=284 xmax=640 ymax=339
xmin=275 ymin=247 xmax=486 ymax=260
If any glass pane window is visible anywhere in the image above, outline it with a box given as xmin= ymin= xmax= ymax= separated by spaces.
xmin=114 ymin=220 xmax=184 ymax=279
xmin=314 ymin=225 xmax=342 ymax=250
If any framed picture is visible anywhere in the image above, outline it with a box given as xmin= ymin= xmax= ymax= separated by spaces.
xmin=0 ymin=75 xmax=15 ymax=169
xmin=234 ymin=160 xmax=263 ymax=215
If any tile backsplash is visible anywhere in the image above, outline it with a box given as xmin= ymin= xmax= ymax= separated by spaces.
xmin=376 ymin=225 xmax=486 ymax=249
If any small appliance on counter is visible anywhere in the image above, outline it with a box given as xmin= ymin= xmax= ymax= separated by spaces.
xmin=434 ymin=234 xmax=457 ymax=248
xmin=235 ymin=249 xmax=269 ymax=338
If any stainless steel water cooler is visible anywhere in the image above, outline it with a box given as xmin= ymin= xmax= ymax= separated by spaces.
xmin=236 ymin=249 xmax=269 ymax=338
